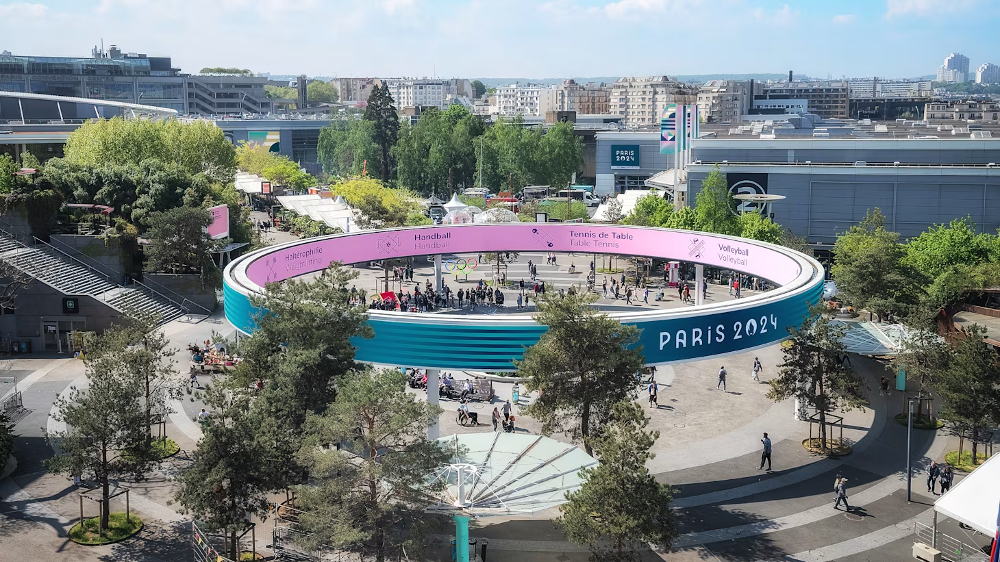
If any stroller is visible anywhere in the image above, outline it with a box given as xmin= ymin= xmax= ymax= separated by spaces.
xmin=502 ymin=415 xmax=516 ymax=433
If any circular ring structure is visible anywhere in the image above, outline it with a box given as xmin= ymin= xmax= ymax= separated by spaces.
xmin=444 ymin=258 xmax=478 ymax=273
xmin=224 ymin=224 xmax=825 ymax=371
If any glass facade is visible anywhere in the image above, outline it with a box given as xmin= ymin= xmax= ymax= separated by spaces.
xmin=30 ymin=78 xmax=82 ymax=97
xmin=0 ymin=78 xmax=25 ymax=92
xmin=86 ymin=81 xmax=134 ymax=100
xmin=137 ymin=82 xmax=183 ymax=99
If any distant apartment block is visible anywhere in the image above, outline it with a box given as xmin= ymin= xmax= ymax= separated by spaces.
xmin=538 ymin=80 xmax=611 ymax=115
xmin=847 ymin=79 xmax=932 ymax=98
xmin=937 ymin=53 xmax=970 ymax=83
xmin=377 ymin=78 xmax=446 ymax=110
xmin=759 ymin=80 xmax=849 ymax=119
xmin=697 ymin=80 xmax=756 ymax=123
xmin=495 ymin=84 xmax=542 ymax=117
xmin=925 ymin=100 xmax=1000 ymax=121
xmin=610 ymin=76 xmax=697 ymax=128
xmin=977 ymin=63 xmax=1000 ymax=85
xmin=333 ymin=77 xmax=376 ymax=104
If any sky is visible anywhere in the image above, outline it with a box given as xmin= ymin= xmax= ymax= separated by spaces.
xmin=1 ymin=0 xmax=998 ymax=80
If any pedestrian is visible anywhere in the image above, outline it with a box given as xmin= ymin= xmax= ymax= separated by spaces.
xmin=625 ymin=286 xmax=633 ymax=304
xmin=644 ymin=287 xmax=649 ymax=304
xmin=927 ymin=461 xmax=941 ymax=494
xmin=458 ymin=289 xmax=464 ymax=308
xmin=647 ymin=380 xmax=658 ymax=408
xmin=502 ymin=399 xmax=512 ymax=422
xmin=729 ymin=274 xmax=734 ymax=295
xmin=492 ymin=407 xmax=501 ymax=432
xmin=752 ymin=357 xmax=762 ymax=382
xmin=939 ymin=466 xmax=954 ymax=494
xmin=879 ymin=376 xmax=890 ymax=396
xmin=189 ymin=369 xmax=199 ymax=388
xmin=520 ymin=278 xmax=525 ymax=292
xmin=677 ymin=284 xmax=684 ymax=301
xmin=198 ymin=408 xmax=209 ymax=424
xmin=734 ymin=278 xmax=741 ymax=299
xmin=834 ymin=477 xmax=851 ymax=511
xmin=516 ymin=293 xmax=523 ymax=310
xmin=602 ymin=278 xmax=608 ymax=297
xmin=717 ymin=365 xmax=727 ymax=391
xmin=759 ymin=432 xmax=772 ymax=471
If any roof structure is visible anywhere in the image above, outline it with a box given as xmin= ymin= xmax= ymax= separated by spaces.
xmin=428 ymin=433 xmax=597 ymax=516
xmin=934 ymin=453 xmax=1000 ymax=536
xmin=275 ymin=194 xmax=355 ymax=232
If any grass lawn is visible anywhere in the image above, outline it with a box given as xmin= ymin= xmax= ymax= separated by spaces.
xmin=122 ymin=437 xmax=179 ymax=462
xmin=945 ymin=450 xmax=989 ymax=472
xmin=893 ymin=413 xmax=943 ymax=430
xmin=68 ymin=512 xmax=143 ymax=545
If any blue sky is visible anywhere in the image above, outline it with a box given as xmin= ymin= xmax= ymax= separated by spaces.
xmin=1 ymin=0 xmax=998 ymax=79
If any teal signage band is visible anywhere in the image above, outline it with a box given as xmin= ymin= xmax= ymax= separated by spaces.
xmin=610 ymin=144 xmax=640 ymax=169
xmin=223 ymin=224 xmax=826 ymax=371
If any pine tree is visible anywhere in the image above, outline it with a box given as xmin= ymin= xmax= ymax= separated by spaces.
xmin=558 ymin=401 xmax=676 ymax=562
xmin=363 ymin=83 xmax=400 ymax=182
xmin=936 ymin=325 xmax=1000 ymax=466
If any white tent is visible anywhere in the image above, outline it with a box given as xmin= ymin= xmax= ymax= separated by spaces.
xmin=592 ymin=189 xmax=666 ymax=223
xmin=934 ymin=453 xmax=1000 ymax=536
xmin=276 ymin=194 xmax=358 ymax=232
xmin=443 ymin=193 xmax=468 ymax=213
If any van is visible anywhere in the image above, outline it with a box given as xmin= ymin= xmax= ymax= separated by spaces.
xmin=557 ymin=189 xmax=600 ymax=207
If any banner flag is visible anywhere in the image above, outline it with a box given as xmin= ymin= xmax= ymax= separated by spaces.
xmin=660 ymin=104 xmax=677 ymax=154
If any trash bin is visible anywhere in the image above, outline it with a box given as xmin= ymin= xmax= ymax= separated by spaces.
xmin=450 ymin=539 xmax=456 ymax=562
xmin=480 ymin=538 xmax=489 ymax=562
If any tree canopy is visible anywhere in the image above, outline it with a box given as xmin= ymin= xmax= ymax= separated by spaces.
xmin=902 ymin=217 xmax=995 ymax=281
xmin=235 ymin=141 xmax=316 ymax=189
xmin=307 ymin=80 xmax=339 ymax=103
xmin=935 ymin=325 xmax=1000 ymax=466
xmin=471 ymin=79 xmax=487 ymax=98
xmin=144 ymin=206 xmax=222 ymax=287
xmin=199 ymin=67 xmax=254 ymax=76
xmin=694 ymin=167 xmax=738 ymax=236
xmin=393 ymin=105 xmax=483 ymax=196
xmin=517 ymin=292 xmax=645 ymax=455
xmin=363 ymin=83 xmax=400 ymax=182
xmin=328 ymin=178 xmax=423 ymax=229
xmin=317 ymin=119 xmax=382 ymax=178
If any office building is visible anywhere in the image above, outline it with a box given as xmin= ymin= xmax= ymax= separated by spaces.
xmin=848 ymin=79 xmax=932 ymax=98
xmin=610 ymin=76 xmax=697 ymax=129
xmin=924 ymin=100 xmax=1000 ymax=121
xmin=977 ymin=63 xmax=1000 ymax=85
xmin=0 ymin=45 xmax=271 ymax=115
xmin=333 ymin=77 xmax=376 ymax=105
xmin=495 ymin=83 xmax=542 ymax=117
xmin=759 ymin=80 xmax=849 ymax=119
xmin=538 ymin=80 xmax=611 ymax=115
xmin=377 ymin=78 xmax=447 ymax=110
xmin=937 ymin=53 xmax=970 ymax=83
xmin=697 ymin=80 xmax=757 ymax=123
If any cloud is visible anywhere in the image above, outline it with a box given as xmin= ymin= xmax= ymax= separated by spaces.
xmin=601 ymin=0 xmax=700 ymax=21
xmin=0 ymin=2 xmax=49 ymax=18
xmin=751 ymin=3 xmax=797 ymax=25
xmin=382 ymin=0 xmax=414 ymax=15
xmin=885 ymin=0 xmax=977 ymax=18
xmin=832 ymin=13 xmax=855 ymax=25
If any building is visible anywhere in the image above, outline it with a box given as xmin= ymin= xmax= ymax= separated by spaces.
xmin=848 ymin=79 xmax=932 ymax=98
xmin=577 ymin=83 xmax=611 ymax=114
xmin=750 ymin=98 xmax=808 ymax=115
xmin=377 ymin=78 xmax=447 ymax=110
xmin=977 ymin=63 xmax=1000 ymax=85
xmin=0 ymin=45 xmax=271 ymax=115
xmin=333 ymin=77 xmax=376 ymax=105
xmin=495 ymin=83 xmax=542 ymax=117
xmin=537 ymin=80 xmax=611 ymax=115
xmin=937 ymin=53 xmax=970 ymax=83
xmin=925 ymin=100 xmax=1000 ymax=121
xmin=697 ymin=80 xmax=756 ymax=123
xmin=609 ymin=76 xmax=697 ymax=129
xmin=759 ymin=80 xmax=849 ymax=119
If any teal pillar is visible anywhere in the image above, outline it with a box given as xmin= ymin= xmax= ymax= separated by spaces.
xmin=896 ymin=369 xmax=906 ymax=392
xmin=454 ymin=515 xmax=470 ymax=562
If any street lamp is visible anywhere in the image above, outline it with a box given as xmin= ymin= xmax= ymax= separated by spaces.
xmin=906 ymin=399 xmax=913 ymax=502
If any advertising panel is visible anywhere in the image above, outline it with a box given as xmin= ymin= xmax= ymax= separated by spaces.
xmin=206 ymin=204 xmax=230 ymax=240
xmin=611 ymin=145 xmax=641 ymax=169
xmin=727 ymin=173 xmax=770 ymax=215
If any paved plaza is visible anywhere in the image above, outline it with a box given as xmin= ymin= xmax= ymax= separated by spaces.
xmin=0 ymin=229 xmax=994 ymax=561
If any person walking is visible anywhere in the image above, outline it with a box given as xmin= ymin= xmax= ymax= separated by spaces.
xmin=602 ymin=278 xmax=608 ymax=297
xmin=728 ymin=274 xmax=734 ymax=295
xmin=717 ymin=366 xmax=727 ymax=391
xmin=516 ymin=293 xmax=523 ymax=310
xmin=189 ymin=369 xmax=199 ymax=388
xmin=492 ymin=407 xmax=501 ymax=432
xmin=834 ymin=477 xmax=851 ymax=511
xmin=939 ymin=466 xmax=954 ymax=494
xmin=502 ymin=399 xmax=512 ymax=422
xmin=647 ymin=381 xmax=658 ymax=408
xmin=625 ymin=286 xmax=633 ymax=305
xmin=927 ymin=461 xmax=941 ymax=494
xmin=644 ymin=287 xmax=649 ymax=304
xmin=759 ymin=432 xmax=772 ymax=471
xmin=879 ymin=376 xmax=890 ymax=396
xmin=752 ymin=357 xmax=762 ymax=382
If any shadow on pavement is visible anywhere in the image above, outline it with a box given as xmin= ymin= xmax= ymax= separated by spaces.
xmin=98 ymin=520 xmax=191 ymax=562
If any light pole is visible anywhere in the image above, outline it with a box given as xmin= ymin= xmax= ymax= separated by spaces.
xmin=906 ymin=399 xmax=913 ymax=502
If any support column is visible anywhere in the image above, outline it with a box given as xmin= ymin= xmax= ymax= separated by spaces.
xmin=454 ymin=515 xmax=471 ymax=562
xmin=435 ymin=254 xmax=443 ymax=294
xmin=427 ymin=369 xmax=440 ymax=440
xmin=695 ymin=264 xmax=704 ymax=306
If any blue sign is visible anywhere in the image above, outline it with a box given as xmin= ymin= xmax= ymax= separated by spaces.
xmin=611 ymin=145 xmax=640 ymax=169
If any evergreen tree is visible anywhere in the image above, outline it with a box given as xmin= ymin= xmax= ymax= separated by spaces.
xmin=558 ymin=401 xmax=676 ymax=562
xmin=767 ymin=305 xmax=867 ymax=451
xmin=144 ymin=206 xmax=222 ymax=288
xmin=517 ymin=293 xmax=645 ymax=455
xmin=936 ymin=325 xmax=1000 ymax=466
xmin=363 ymin=83 xmax=400 ymax=182
xmin=293 ymin=368 xmax=449 ymax=561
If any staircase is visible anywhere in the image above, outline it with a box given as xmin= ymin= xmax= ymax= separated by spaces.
xmin=0 ymin=229 xmax=195 ymax=326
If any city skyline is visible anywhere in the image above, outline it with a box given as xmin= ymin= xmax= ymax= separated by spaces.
xmin=1 ymin=0 xmax=999 ymax=80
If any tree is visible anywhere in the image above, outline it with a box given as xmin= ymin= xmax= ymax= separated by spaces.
xmin=46 ymin=334 xmax=150 ymax=531
xmin=236 ymin=141 xmax=316 ymax=189
xmin=199 ymin=67 xmax=254 ymax=76
xmin=293 ymin=368 xmax=449 ymax=561
xmin=144 ymin=206 xmax=222 ymax=288
xmin=903 ymin=217 xmax=994 ymax=281
xmin=0 ymin=153 xmax=16 ymax=194
xmin=265 ymin=84 xmax=297 ymax=100
xmin=831 ymin=209 xmax=922 ymax=321
xmin=0 ymin=410 xmax=13 ymax=468
xmin=176 ymin=375 xmax=273 ymax=560
xmin=890 ymin=327 xmax=949 ymax=422
xmin=307 ymin=80 xmax=339 ymax=104
xmin=738 ymin=212 xmax=783 ymax=244
xmin=329 ymin=178 xmax=422 ymax=229
xmin=936 ymin=325 xmax=1000 ymax=467
xmin=664 ymin=206 xmax=698 ymax=230
xmin=475 ymin=117 xmax=543 ymax=191
xmin=603 ymin=197 xmax=624 ymax=225
xmin=471 ymin=79 xmax=487 ymax=98
xmin=623 ymin=191 xmax=671 ymax=227
xmin=558 ymin=401 xmax=676 ymax=562
xmin=540 ymin=121 xmax=583 ymax=187
xmin=393 ymin=106 xmax=482 ymax=195
xmin=517 ymin=293 xmax=645 ymax=455
xmin=363 ymin=83 xmax=400 ymax=181
xmin=767 ymin=305 xmax=867 ymax=450
xmin=693 ymin=166 xmax=737 ymax=235
xmin=231 ymin=264 xmax=372 ymax=490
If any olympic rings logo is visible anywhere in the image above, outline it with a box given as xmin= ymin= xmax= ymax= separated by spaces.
xmin=444 ymin=258 xmax=479 ymax=273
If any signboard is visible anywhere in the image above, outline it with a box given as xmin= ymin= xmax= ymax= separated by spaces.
xmin=206 ymin=204 xmax=230 ymax=240
xmin=62 ymin=297 xmax=79 ymax=314
xmin=247 ymin=131 xmax=280 ymax=153
xmin=261 ymin=181 xmax=272 ymax=194
xmin=727 ymin=173 xmax=769 ymax=214
xmin=611 ymin=145 xmax=640 ymax=169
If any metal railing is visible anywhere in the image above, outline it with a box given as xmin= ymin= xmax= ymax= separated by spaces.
xmin=914 ymin=521 xmax=989 ymax=562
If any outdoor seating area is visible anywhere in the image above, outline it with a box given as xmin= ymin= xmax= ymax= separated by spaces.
xmin=188 ymin=340 xmax=240 ymax=374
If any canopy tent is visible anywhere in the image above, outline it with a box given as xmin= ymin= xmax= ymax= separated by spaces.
xmin=934 ymin=453 xmax=1000 ymax=537
xmin=276 ymin=194 xmax=357 ymax=232
xmin=234 ymin=172 xmax=267 ymax=194
xmin=591 ymin=189 xmax=667 ymax=223
xmin=443 ymin=193 xmax=468 ymax=213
